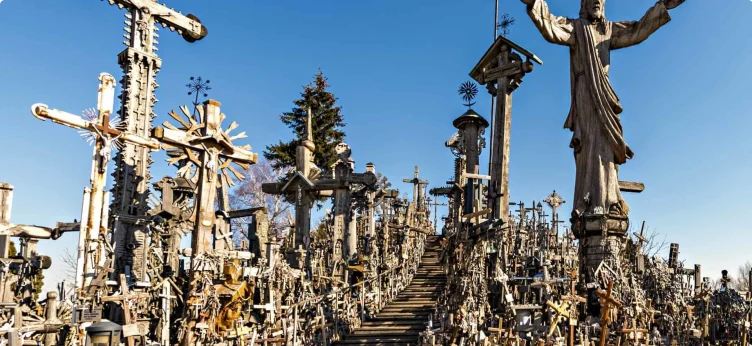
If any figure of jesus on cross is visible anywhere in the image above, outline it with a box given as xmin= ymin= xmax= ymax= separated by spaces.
xmin=519 ymin=0 xmax=686 ymax=221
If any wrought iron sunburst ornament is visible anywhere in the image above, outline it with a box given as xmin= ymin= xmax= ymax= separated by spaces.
xmin=186 ymin=76 xmax=211 ymax=120
xmin=458 ymin=81 xmax=479 ymax=109
xmin=497 ymin=14 xmax=515 ymax=37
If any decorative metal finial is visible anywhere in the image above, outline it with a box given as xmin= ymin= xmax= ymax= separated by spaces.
xmin=186 ymin=76 xmax=211 ymax=120
xmin=458 ymin=81 xmax=478 ymax=109
xmin=497 ymin=14 xmax=515 ymax=37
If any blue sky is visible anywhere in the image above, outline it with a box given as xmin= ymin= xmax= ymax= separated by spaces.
xmin=1 ymin=0 xmax=750 ymax=293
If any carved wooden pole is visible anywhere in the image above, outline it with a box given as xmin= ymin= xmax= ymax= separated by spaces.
xmin=100 ymin=0 xmax=207 ymax=282
xmin=470 ymin=37 xmax=538 ymax=224
xmin=0 ymin=183 xmax=12 ymax=259
xmin=31 ymin=73 xmax=159 ymax=291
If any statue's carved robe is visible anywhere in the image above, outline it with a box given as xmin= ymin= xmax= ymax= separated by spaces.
xmin=527 ymin=0 xmax=670 ymax=218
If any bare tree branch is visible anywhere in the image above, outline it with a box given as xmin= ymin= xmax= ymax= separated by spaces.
xmin=229 ymin=158 xmax=293 ymax=245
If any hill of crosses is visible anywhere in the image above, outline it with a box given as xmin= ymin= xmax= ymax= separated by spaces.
xmin=2 ymin=0 xmax=747 ymax=346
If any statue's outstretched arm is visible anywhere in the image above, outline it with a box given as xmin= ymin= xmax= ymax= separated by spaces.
xmin=611 ymin=1 xmax=671 ymax=50
xmin=525 ymin=0 xmax=574 ymax=46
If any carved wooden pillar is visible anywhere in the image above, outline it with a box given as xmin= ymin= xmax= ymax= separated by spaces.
xmin=470 ymin=36 xmax=538 ymax=224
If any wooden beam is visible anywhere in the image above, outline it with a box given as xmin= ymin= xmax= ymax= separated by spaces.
xmin=619 ymin=181 xmax=645 ymax=193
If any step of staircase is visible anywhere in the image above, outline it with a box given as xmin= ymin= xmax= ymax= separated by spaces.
xmin=334 ymin=236 xmax=445 ymax=346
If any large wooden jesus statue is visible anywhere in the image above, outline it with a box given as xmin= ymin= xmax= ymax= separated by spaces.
xmin=520 ymin=0 xmax=685 ymax=221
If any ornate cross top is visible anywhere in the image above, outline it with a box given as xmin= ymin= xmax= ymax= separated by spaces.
xmin=403 ymin=166 xmax=429 ymax=205
xmin=103 ymin=0 xmax=207 ymax=53
xmin=153 ymin=100 xmax=257 ymax=255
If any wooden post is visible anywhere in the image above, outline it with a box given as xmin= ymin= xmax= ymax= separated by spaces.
xmin=470 ymin=37 xmax=539 ymax=224
xmin=0 ymin=183 xmax=12 ymax=259
xmin=44 ymin=291 xmax=58 ymax=346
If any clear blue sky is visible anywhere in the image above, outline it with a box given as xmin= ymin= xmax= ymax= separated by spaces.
xmin=1 ymin=0 xmax=750 ymax=293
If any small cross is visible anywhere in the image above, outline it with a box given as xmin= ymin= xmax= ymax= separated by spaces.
xmin=621 ymin=318 xmax=648 ymax=343
xmin=633 ymin=221 xmax=648 ymax=249
xmin=488 ymin=317 xmax=507 ymax=343
xmin=546 ymin=299 xmax=571 ymax=337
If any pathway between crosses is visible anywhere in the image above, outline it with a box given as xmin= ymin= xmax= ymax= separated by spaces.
xmin=336 ymin=235 xmax=445 ymax=345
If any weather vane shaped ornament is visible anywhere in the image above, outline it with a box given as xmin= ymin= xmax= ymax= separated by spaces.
xmin=497 ymin=14 xmax=515 ymax=37
xmin=458 ymin=81 xmax=479 ymax=109
xmin=186 ymin=76 xmax=211 ymax=120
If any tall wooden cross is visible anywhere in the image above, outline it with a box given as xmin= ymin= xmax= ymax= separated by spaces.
xmin=30 ymin=73 xmax=159 ymax=292
xmin=470 ymin=36 xmax=540 ymax=224
xmin=596 ymin=280 xmax=623 ymax=346
xmin=262 ymin=110 xmax=376 ymax=268
xmin=152 ymin=100 xmax=256 ymax=346
xmin=152 ymin=100 xmax=257 ymax=256
xmin=402 ymin=166 xmax=429 ymax=206
xmin=99 ymin=0 xmax=207 ymax=282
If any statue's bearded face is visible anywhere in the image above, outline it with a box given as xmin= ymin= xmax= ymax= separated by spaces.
xmin=581 ymin=0 xmax=605 ymax=20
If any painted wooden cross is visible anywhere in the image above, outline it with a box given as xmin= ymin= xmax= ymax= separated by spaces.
xmin=597 ymin=280 xmax=623 ymax=346
xmin=546 ymin=299 xmax=571 ymax=338
xmin=562 ymin=271 xmax=586 ymax=346
xmin=30 ymin=73 xmax=159 ymax=291
xmin=152 ymin=100 xmax=257 ymax=256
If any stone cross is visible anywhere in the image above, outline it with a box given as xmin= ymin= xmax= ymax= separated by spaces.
xmin=470 ymin=36 xmax=540 ymax=223
xmin=100 ymin=0 xmax=207 ymax=282
xmin=30 ymin=73 xmax=159 ymax=291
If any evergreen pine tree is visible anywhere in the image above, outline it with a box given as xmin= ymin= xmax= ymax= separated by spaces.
xmin=264 ymin=70 xmax=346 ymax=173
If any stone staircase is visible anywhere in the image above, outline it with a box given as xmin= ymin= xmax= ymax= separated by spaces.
xmin=335 ymin=235 xmax=445 ymax=345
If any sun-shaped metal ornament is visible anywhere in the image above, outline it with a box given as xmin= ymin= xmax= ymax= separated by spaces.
xmin=78 ymin=107 xmax=124 ymax=151
xmin=159 ymin=105 xmax=252 ymax=188
xmin=458 ymin=81 xmax=479 ymax=109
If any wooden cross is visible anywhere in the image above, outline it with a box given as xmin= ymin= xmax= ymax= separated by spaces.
xmin=469 ymin=36 xmax=540 ymax=223
xmin=102 ymin=0 xmax=206 ymax=54
xmin=546 ymin=300 xmax=571 ymax=337
xmin=101 ymin=274 xmax=149 ymax=346
xmin=158 ymin=281 xmax=174 ymax=346
xmin=402 ymin=166 xmax=429 ymax=206
xmin=99 ymin=0 xmax=207 ymax=285
xmin=488 ymin=318 xmax=508 ymax=343
xmin=621 ymin=319 xmax=648 ymax=343
xmin=596 ymin=280 xmax=622 ymax=346
xmin=87 ymin=259 xmax=115 ymax=297
xmin=561 ymin=271 xmax=585 ymax=346
xmin=152 ymin=100 xmax=257 ymax=255
xmin=633 ymin=221 xmax=648 ymax=250
xmin=32 ymin=73 xmax=159 ymax=292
